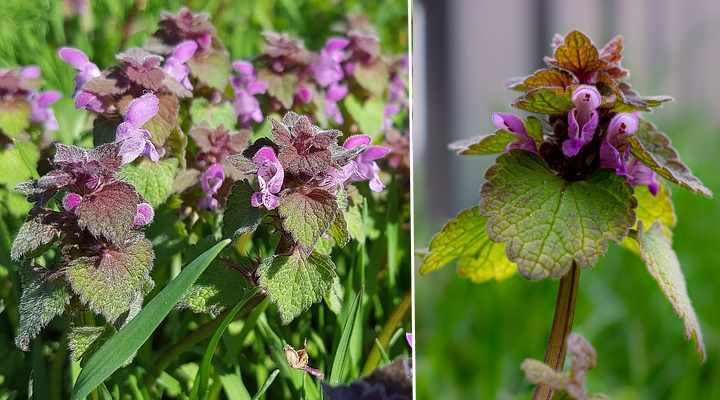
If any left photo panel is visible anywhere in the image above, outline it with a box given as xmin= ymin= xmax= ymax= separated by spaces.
xmin=0 ymin=1 xmax=411 ymax=399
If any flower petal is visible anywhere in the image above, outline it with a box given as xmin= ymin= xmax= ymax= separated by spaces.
xmin=125 ymin=93 xmax=160 ymax=127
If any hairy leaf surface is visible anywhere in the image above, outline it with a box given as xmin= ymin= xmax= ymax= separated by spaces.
xmin=223 ymin=180 xmax=263 ymax=238
xmin=448 ymin=130 xmax=515 ymax=156
xmin=637 ymin=223 xmax=706 ymax=360
xmin=480 ymin=151 xmax=636 ymax=279
xmin=513 ymin=88 xmax=573 ymax=115
xmin=119 ymin=158 xmax=178 ymax=207
xmin=420 ymin=206 xmax=516 ymax=283
xmin=76 ymin=182 xmax=139 ymax=244
xmin=15 ymin=269 xmax=71 ymax=351
xmin=258 ymin=250 xmax=337 ymax=324
xmin=279 ymin=189 xmax=339 ymax=249
xmin=66 ymin=235 xmax=154 ymax=322
xmin=628 ymin=119 xmax=712 ymax=197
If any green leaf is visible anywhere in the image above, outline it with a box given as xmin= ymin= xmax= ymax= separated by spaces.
xmin=328 ymin=289 xmax=362 ymax=385
xmin=344 ymin=202 xmax=365 ymax=243
xmin=189 ymin=98 xmax=237 ymax=130
xmin=11 ymin=210 xmax=61 ymax=261
xmin=258 ymin=250 xmax=337 ymax=324
xmin=68 ymin=326 xmax=107 ymax=362
xmin=222 ymin=180 xmax=263 ymax=238
xmin=66 ymin=235 xmax=154 ymax=323
xmin=15 ymin=268 xmax=71 ymax=351
xmin=180 ymin=262 xmax=253 ymax=316
xmin=480 ymin=151 xmax=636 ymax=279
xmin=628 ymin=119 xmax=712 ymax=197
xmin=0 ymin=99 xmax=31 ymax=137
xmin=251 ymin=369 xmax=280 ymax=400
xmin=328 ymin=213 xmax=350 ymax=247
xmin=219 ymin=371 xmax=252 ymax=400
xmin=622 ymin=184 xmax=676 ymax=254
xmin=448 ymin=130 xmax=515 ymax=156
xmin=118 ymin=158 xmax=178 ymax=207
xmin=524 ymin=116 xmax=544 ymax=145
xmin=0 ymin=141 xmax=40 ymax=186
xmin=71 ymin=239 xmax=231 ymax=400
xmin=547 ymin=30 xmax=603 ymax=77
xmin=344 ymin=95 xmax=385 ymax=140
xmin=323 ymin=275 xmax=344 ymax=315
xmin=513 ymin=88 xmax=573 ymax=115
xmin=353 ymin=62 xmax=389 ymax=97
xmin=259 ymin=70 xmax=298 ymax=109
xmin=278 ymin=189 xmax=339 ymax=249
xmin=188 ymin=48 xmax=231 ymax=91
xmin=92 ymin=117 xmax=117 ymax=146
xmin=420 ymin=206 xmax=516 ymax=283
xmin=75 ymin=182 xmax=139 ymax=244
xmin=636 ymin=223 xmax=706 ymax=360
xmin=189 ymin=287 xmax=259 ymax=400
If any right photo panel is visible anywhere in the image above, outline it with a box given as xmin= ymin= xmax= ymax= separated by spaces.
xmin=413 ymin=1 xmax=719 ymax=399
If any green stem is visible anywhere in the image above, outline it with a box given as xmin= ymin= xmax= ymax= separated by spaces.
xmin=360 ymin=290 xmax=411 ymax=375
xmin=533 ymin=263 xmax=580 ymax=400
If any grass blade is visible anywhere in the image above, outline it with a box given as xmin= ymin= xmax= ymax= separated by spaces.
xmin=251 ymin=369 xmax=280 ymax=400
xmin=71 ymin=239 xmax=231 ymax=400
xmin=219 ymin=369 xmax=252 ymax=400
xmin=190 ymin=287 xmax=260 ymax=400
xmin=328 ymin=288 xmax=363 ymax=385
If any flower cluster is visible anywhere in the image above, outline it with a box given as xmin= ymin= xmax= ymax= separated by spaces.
xmin=0 ymin=66 xmax=61 ymax=136
xmin=472 ymin=31 xmax=672 ymax=194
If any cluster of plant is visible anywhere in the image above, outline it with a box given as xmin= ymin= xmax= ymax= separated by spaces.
xmin=1 ymin=4 xmax=409 ymax=399
xmin=420 ymin=30 xmax=710 ymax=398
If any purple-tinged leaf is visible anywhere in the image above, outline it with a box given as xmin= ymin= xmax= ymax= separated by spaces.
xmin=75 ymin=182 xmax=140 ymax=244
xmin=222 ymin=180 xmax=263 ymax=238
xmin=66 ymin=234 xmax=154 ymax=323
xmin=512 ymin=87 xmax=573 ymax=115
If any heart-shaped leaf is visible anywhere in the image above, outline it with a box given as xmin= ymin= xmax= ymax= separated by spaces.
xmin=480 ymin=151 xmax=636 ymax=279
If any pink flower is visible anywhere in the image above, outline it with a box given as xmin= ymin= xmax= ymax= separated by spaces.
xmin=29 ymin=90 xmax=61 ymax=132
xmin=134 ymin=202 xmax=155 ymax=226
xmin=311 ymin=37 xmax=349 ymax=87
xmin=58 ymin=47 xmax=103 ymax=112
xmin=199 ymin=163 xmax=225 ymax=210
xmin=324 ymin=83 xmax=348 ymax=124
xmin=562 ymin=85 xmax=601 ymax=157
xmin=231 ymin=61 xmax=268 ymax=127
xmin=491 ymin=112 xmax=538 ymax=154
xmin=250 ymin=147 xmax=284 ymax=210
xmin=62 ymin=192 xmax=83 ymax=211
xmin=342 ymin=135 xmax=390 ymax=192
xmin=163 ymin=40 xmax=198 ymax=91
xmin=115 ymin=93 xmax=160 ymax=165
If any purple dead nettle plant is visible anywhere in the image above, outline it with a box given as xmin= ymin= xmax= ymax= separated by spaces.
xmin=11 ymin=141 xmax=155 ymax=353
xmin=420 ymin=31 xmax=711 ymax=399
xmin=223 ymin=111 xmax=389 ymax=323
xmin=0 ymin=66 xmax=61 ymax=139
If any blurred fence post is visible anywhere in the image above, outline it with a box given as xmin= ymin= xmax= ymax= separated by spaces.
xmin=419 ymin=0 xmax=454 ymax=219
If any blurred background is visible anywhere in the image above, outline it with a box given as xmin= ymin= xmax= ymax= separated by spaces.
xmin=413 ymin=0 xmax=720 ymax=398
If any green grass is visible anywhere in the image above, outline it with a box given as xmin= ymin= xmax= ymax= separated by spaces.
xmin=415 ymin=109 xmax=720 ymax=399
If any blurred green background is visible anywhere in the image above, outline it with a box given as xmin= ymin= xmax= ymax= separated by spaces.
xmin=414 ymin=1 xmax=720 ymax=398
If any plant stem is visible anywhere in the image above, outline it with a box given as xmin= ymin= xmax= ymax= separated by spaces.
xmin=361 ymin=290 xmax=411 ymax=375
xmin=533 ymin=263 xmax=580 ymax=400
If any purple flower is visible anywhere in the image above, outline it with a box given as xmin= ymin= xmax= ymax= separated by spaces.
xmin=491 ymin=112 xmax=538 ymax=154
xmin=311 ymin=37 xmax=349 ymax=87
xmin=134 ymin=202 xmax=154 ymax=226
xmin=115 ymin=93 xmax=160 ymax=165
xmin=562 ymin=85 xmax=601 ymax=157
xmin=163 ymin=40 xmax=198 ymax=91
xmin=58 ymin=47 xmax=102 ymax=111
xmin=325 ymin=83 xmax=348 ymax=124
xmin=199 ymin=163 xmax=225 ymax=210
xmin=231 ymin=61 xmax=268 ymax=127
xmin=342 ymin=135 xmax=390 ymax=192
xmin=295 ymin=82 xmax=312 ymax=104
xmin=29 ymin=90 xmax=61 ymax=132
xmin=62 ymin=192 xmax=83 ymax=211
xmin=599 ymin=112 xmax=639 ymax=176
xmin=20 ymin=66 xmax=41 ymax=80
xmin=627 ymin=159 xmax=660 ymax=195
xmin=384 ymin=56 xmax=409 ymax=129
xmin=250 ymin=147 xmax=284 ymax=210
